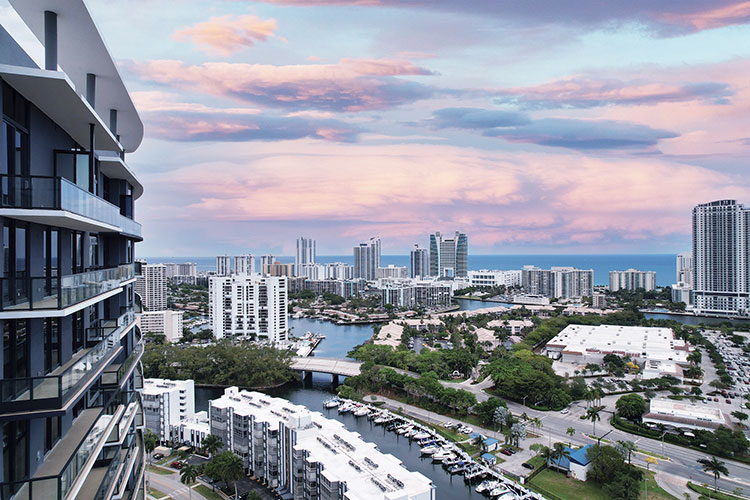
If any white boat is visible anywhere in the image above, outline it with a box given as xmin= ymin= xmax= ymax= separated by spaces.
xmin=323 ymin=399 xmax=339 ymax=409
xmin=338 ymin=404 xmax=353 ymax=413
xmin=396 ymin=425 xmax=413 ymax=435
xmin=420 ymin=445 xmax=439 ymax=455
xmin=476 ymin=480 xmax=499 ymax=494
xmin=374 ymin=415 xmax=391 ymax=424
xmin=432 ymin=450 xmax=456 ymax=463
xmin=412 ymin=431 xmax=430 ymax=440
xmin=353 ymin=406 xmax=369 ymax=417
xmin=489 ymin=486 xmax=510 ymax=498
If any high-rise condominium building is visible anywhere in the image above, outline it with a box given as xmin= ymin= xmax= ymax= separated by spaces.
xmin=693 ymin=200 xmax=750 ymax=316
xmin=353 ymin=237 xmax=381 ymax=280
xmin=325 ymin=262 xmax=354 ymax=280
xmin=163 ymin=262 xmax=198 ymax=278
xmin=299 ymin=263 xmax=325 ymax=280
xmin=216 ymin=254 xmax=232 ymax=276
xmin=522 ymin=266 xmax=594 ymax=299
xmin=377 ymin=265 xmax=409 ymax=279
xmin=429 ymin=232 xmax=468 ymax=277
xmin=295 ymin=237 xmax=316 ymax=275
xmin=410 ymin=245 xmax=429 ymax=278
xmin=209 ymin=387 xmax=435 ymax=499
xmin=676 ymin=251 xmax=693 ymax=287
xmin=0 ymin=2 xmax=146 ymax=498
xmin=234 ymin=254 xmax=255 ymax=274
xmin=209 ymin=274 xmax=288 ymax=341
xmin=259 ymin=255 xmax=275 ymax=272
xmin=264 ymin=261 xmax=295 ymax=277
xmin=135 ymin=263 xmax=167 ymax=311
xmin=141 ymin=379 xmax=195 ymax=444
xmin=137 ymin=310 xmax=185 ymax=343
xmin=609 ymin=269 xmax=656 ymax=292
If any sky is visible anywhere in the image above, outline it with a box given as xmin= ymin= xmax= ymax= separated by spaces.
xmin=11 ymin=1 xmax=750 ymax=256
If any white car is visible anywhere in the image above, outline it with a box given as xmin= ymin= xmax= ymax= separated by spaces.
xmin=560 ymin=408 xmax=569 ymax=414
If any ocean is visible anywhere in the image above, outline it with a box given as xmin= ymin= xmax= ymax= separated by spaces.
xmin=141 ymin=253 xmax=676 ymax=286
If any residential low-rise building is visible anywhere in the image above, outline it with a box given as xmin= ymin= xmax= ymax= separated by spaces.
xmin=468 ymin=269 xmax=522 ymax=288
xmin=141 ymin=379 xmax=196 ymax=444
xmin=209 ymin=387 xmax=435 ymax=500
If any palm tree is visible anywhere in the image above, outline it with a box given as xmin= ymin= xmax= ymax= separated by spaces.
xmin=552 ymin=442 xmax=571 ymax=472
xmin=224 ymin=452 xmax=245 ymax=499
xmin=202 ymin=434 xmax=223 ymax=459
xmin=566 ymin=427 xmax=575 ymax=447
xmin=180 ymin=464 xmax=201 ymax=500
xmin=540 ymin=446 xmax=555 ymax=468
xmin=143 ymin=430 xmax=157 ymax=491
xmin=617 ymin=440 xmax=637 ymax=465
xmin=697 ymin=456 xmax=729 ymax=493
xmin=585 ymin=406 xmax=602 ymax=437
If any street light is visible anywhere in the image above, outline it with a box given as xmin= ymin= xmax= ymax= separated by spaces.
xmin=522 ymin=395 xmax=529 ymax=407
xmin=644 ymin=457 xmax=658 ymax=500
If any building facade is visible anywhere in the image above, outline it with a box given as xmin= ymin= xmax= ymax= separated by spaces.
xmin=295 ymin=237 xmax=316 ymax=276
xmin=468 ymin=269 xmax=522 ymax=288
xmin=264 ymin=261 xmax=295 ymax=278
xmin=692 ymin=200 xmax=750 ymax=316
xmin=380 ymin=282 xmax=452 ymax=309
xmin=353 ymin=237 xmax=381 ymax=280
xmin=299 ymin=263 xmax=325 ymax=281
xmin=325 ymin=262 xmax=354 ymax=281
xmin=429 ymin=232 xmax=468 ymax=277
xmin=209 ymin=387 xmax=435 ymax=500
xmin=410 ymin=245 xmax=429 ymax=278
xmin=522 ymin=266 xmax=594 ymax=299
xmin=0 ymin=2 xmax=146 ymax=498
xmin=676 ymin=251 xmax=693 ymax=286
xmin=303 ymin=280 xmax=364 ymax=299
xmin=135 ymin=263 xmax=166 ymax=311
xmin=141 ymin=379 xmax=196 ymax=444
xmin=609 ymin=269 xmax=656 ymax=292
xmin=377 ymin=265 xmax=408 ymax=279
xmin=209 ymin=274 xmax=288 ymax=341
xmin=234 ymin=254 xmax=255 ymax=275
xmin=136 ymin=310 xmax=184 ymax=343
xmin=216 ymin=255 xmax=232 ymax=276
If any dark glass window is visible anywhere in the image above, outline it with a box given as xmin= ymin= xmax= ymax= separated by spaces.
xmin=44 ymin=417 xmax=61 ymax=453
xmin=73 ymin=310 xmax=84 ymax=353
xmin=2 ymin=420 xmax=28 ymax=484
xmin=44 ymin=318 xmax=61 ymax=374
xmin=89 ymin=234 xmax=99 ymax=269
xmin=3 ymin=320 xmax=29 ymax=382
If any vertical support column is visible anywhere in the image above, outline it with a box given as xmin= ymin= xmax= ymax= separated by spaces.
xmin=109 ymin=109 xmax=118 ymax=136
xmin=331 ymin=374 xmax=339 ymax=386
xmin=86 ymin=74 xmax=96 ymax=108
xmin=44 ymin=11 xmax=57 ymax=71
xmin=89 ymin=124 xmax=96 ymax=194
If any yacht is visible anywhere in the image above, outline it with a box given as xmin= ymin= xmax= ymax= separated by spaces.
xmin=448 ymin=462 xmax=466 ymax=474
xmin=353 ymin=406 xmax=370 ymax=417
xmin=432 ymin=450 xmax=456 ymax=463
xmin=323 ymin=399 xmax=340 ymax=409
xmin=420 ymin=444 xmax=439 ymax=455
xmin=338 ymin=403 xmax=353 ymax=413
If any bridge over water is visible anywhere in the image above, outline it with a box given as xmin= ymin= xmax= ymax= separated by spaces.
xmin=291 ymin=357 xmax=362 ymax=384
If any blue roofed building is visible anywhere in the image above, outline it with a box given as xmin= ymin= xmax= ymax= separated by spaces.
xmin=550 ymin=444 xmax=595 ymax=480
xmin=481 ymin=453 xmax=497 ymax=466
xmin=483 ymin=437 xmax=499 ymax=452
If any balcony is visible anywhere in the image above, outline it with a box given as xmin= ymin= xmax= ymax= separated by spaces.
xmin=0 ymin=264 xmax=135 ymax=316
xmin=0 ymin=325 xmax=123 ymax=416
xmin=0 ymin=175 xmax=142 ymax=239
xmin=0 ymin=390 xmax=136 ymax=500
xmin=102 ymin=341 xmax=143 ymax=388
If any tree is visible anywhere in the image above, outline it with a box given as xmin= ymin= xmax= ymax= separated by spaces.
xmin=202 ymin=434 xmax=223 ymax=459
xmin=180 ymin=464 xmax=201 ymax=500
xmin=615 ymin=394 xmax=647 ymax=421
xmin=566 ymin=427 xmax=575 ymax=447
xmin=493 ymin=407 xmax=509 ymax=431
xmin=530 ymin=443 xmax=546 ymax=455
xmin=551 ymin=442 xmax=571 ymax=470
xmin=616 ymin=440 xmax=637 ymax=465
xmin=585 ymin=406 xmax=603 ymax=437
xmin=511 ymin=423 xmax=527 ymax=447
xmin=697 ymin=456 xmax=729 ymax=493
xmin=540 ymin=446 xmax=555 ymax=467
xmin=732 ymin=411 xmax=749 ymax=426
xmin=223 ymin=452 xmax=245 ymax=499
xmin=143 ymin=429 xmax=157 ymax=491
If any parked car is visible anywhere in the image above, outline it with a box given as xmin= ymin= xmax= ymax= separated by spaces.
xmin=170 ymin=461 xmax=184 ymax=469
xmin=499 ymin=449 xmax=513 ymax=456
xmin=726 ymin=399 xmax=732 ymax=404
xmin=522 ymin=463 xmax=535 ymax=470
xmin=153 ymin=453 xmax=164 ymax=460
xmin=560 ymin=408 xmax=569 ymax=414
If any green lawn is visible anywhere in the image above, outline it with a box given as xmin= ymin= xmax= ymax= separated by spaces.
xmin=527 ymin=455 xmax=547 ymax=469
xmin=148 ymin=465 xmax=176 ymax=475
xmin=688 ymin=482 xmax=746 ymax=500
xmin=640 ymin=471 xmax=678 ymax=500
xmin=195 ymin=484 xmax=225 ymax=500
xmin=147 ymin=486 xmax=168 ymax=499
xmin=156 ymin=454 xmax=178 ymax=466
xmin=529 ymin=469 xmax=609 ymax=500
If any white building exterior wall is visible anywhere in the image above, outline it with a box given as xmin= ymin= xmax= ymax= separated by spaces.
xmin=140 ymin=379 xmax=196 ymax=443
xmin=609 ymin=269 xmax=656 ymax=292
xmin=137 ymin=310 xmax=185 ymax=342
xmin=468 ymin=269 xmax=522 ymax=288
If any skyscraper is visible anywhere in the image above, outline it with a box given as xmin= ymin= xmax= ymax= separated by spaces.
xmin=692 ymin=200 xmax=750 ymax=316
xmin=0 ymin=2 xmax=145 ymax=497
xmin=676 ymin=251 xmax=693 ymax=286
xmin=216 ymin=255 xmax=232 ymax=276
xmin=410 ymin=244 xmax=429 ymax=278
xmin=295 ymin=237 xmax=316 ymax=275
xmin=135 ymin=263 xmax=167 ymax=311
xmin=234 ymin=254 xmax=255 ymax=274
xmin=429 ymin=231 xmax=468 ymax=277
xmin=353 ymin=237 xmax=381 ymax=280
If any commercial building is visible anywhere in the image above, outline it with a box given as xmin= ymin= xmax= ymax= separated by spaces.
xmin=551 ymin=445 xmax=594 ymax=480
xmin=296 ymin=237 xmax=316 ymax=275
xmin=468 ymin=269 xmax=522 ymax=288
xmin=544 ymin=324 xmax=692 ymax=368
xmin=325 ymin=262 xmax=354 ymax=280
xmin=264 ymin=261 xmax=295 ymax=277
xmin=353 ymin=237 xmax=381 ymax=280
xmin=380 ymin=282 xmax=452 ymax=309
xmin=429 ymin=231 xmax=468 ymax=277
xmin=693 ymin=200 xmax=750 ymax=316
xmin=0 ymin=2 xmax=146 ymax=498
xmin=377 ymin=265 xmax=409 ymax=279
xmin=209 ymin=387 xmax=435 ymax=500
xmin=137 ymin=310 xmax=184 ymax=343
xmin=609 ymin=269 xmax=656 ymax=292
xmin=209 ymin=274 xmax=288 ymax=341
xmin=135 ymin=263 xmax=166 ymax=311
xmin=410 ymin=245 xmax=429 ymax=278
xmin=216 ymin=255 xmax=232 ymax=276
xmin=642 ymin=398 xmax=730 ymax=431
xmin=141 ymin=379 xmax=196 ymax=444
xmin=234 ymin=254 xmax=256 ymax=275
xmin=522 ymin=266 xmax=594 ymax=299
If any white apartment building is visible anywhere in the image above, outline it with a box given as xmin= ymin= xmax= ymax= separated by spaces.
xmin=410 ymin=245 xmax=429 ymax=278
xmin=300 ymin=263 xmax=326 ymax=280
xmin=136 ymin=263 xmax=167 ymax=311
xmin=522 ymin=266 xmax=594 ymax=299
xmin=296 ymin=237 xmax=317 ymax=275
xmin=260 ymin=255 xmax=276 ymax=272
xmin=209 ymin=274 xmax=288 ymax=341
xmin=164 ymin=262 xmax=198 ymax=278
xmin=468 ymin=269 xmax=522 ymax=288
xmin=175 ymin=411 xmax=211 ymax=449
xmin=693 ymin=200 xmax=750 ymax=316
xmin=209 ymin=387 xmax=435 ymax=500
xmin=217 ymin=255 xmax=232 ymax=276
xmin=141 ymin=378 xmax=196 ymax=444
xmin=380 ymin=282 xmax=452 ymax=309
xmin=325 ymin=262 xmax=354 ymax=280
xmin=609 ymin=269 xmax=656 ymax=292
xmin=137 ymin=310 xmax=185 ymax=342
xmin=353 ymin=237 xmax=381 ymax=280
xmin=235 ymin=254 xmax=256 ymax=274
xmin=676 ymin=251 xmax=693 ymax=286
xmin=377 ymin=265 xmax=409 ymax=279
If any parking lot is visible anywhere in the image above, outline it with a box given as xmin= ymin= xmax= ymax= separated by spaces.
xmin=702 ymin=329 xmax=750 ymax=416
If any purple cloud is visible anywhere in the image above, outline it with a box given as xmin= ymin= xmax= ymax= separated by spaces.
xmin=431 ymin=107 xmax=530 ymax=129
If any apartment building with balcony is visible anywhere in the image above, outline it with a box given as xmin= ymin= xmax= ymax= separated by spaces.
xmin=209 ymin=387 xmax=435 ymax=500
xmin=0 ymin=2 xmax=146 ymax=499
xmin=140 ymin=379 xmax=195 ymax=445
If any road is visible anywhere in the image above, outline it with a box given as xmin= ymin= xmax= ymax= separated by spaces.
xmin=146 ymin=466 xmax=208 ymax=500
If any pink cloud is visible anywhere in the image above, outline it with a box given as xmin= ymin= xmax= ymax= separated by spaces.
xmin=173 ymin=14 xmax=279 ymax=56
xmin=128 ymin=58 xmax=434 ymax=111
xmin=657 ymin=1 xmax=750 ymax=31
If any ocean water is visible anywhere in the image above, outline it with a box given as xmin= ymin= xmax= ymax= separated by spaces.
xmin=141 ymin=253 xmax=676 ymax=286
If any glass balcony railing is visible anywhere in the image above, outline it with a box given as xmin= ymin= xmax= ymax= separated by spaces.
xmin=0 ymin=175 xmax=141 ymax=238
xmin=87 ymin=309 xmax=136 ymax=343
xmin=0 ymin=390 xmax=136 ymax=500
xmin=0 ymin=263 xmax=134 ymax=311
xmin=103 ymin=340 xmax=143 ymax=388
xmin=0 ymin=323 xmax=122 ymax=414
